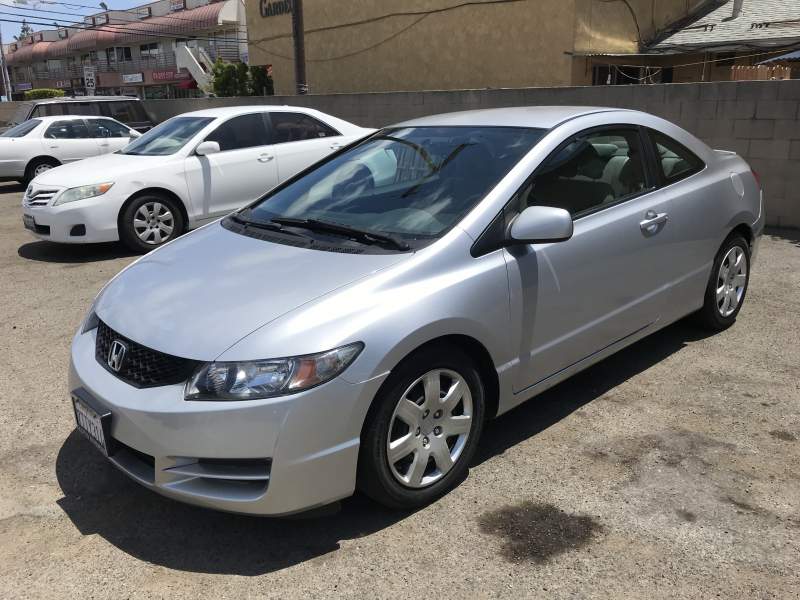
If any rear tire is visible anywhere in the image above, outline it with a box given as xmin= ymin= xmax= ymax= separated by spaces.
xmin=119 ymin=194 xmax=185 ymax=253
xmin=695 ymin=234 xmax=750 ymax=331
xmin=357 ymin=344 xmax=485 ymax=509
xmin=24 ymin=158 xmax=59 ymax=184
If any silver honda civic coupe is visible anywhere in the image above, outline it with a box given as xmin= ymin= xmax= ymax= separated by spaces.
xmin=69 ymin=106 xmax=763 ymax=515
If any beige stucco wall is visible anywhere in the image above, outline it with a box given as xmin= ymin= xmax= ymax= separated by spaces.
xmin=246 ymin=0 xmax=711 ymax=94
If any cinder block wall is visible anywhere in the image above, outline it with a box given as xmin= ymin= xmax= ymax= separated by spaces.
xmin=143 ymin=80 xmax=800 ymax=228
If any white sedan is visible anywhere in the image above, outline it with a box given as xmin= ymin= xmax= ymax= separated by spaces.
xmin=0 ymin=115 xmax=141 ymax=183
xmin=22 ymin=106 xmax=372 ymax=252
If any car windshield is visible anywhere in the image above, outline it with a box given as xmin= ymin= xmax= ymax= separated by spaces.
xmin=121 ymin=116 xmax=213 ymax=156
xmin=246 ymin=126 xmax=546 ymax=241
xmin=1 ymin=119 xmax=41 ymax=138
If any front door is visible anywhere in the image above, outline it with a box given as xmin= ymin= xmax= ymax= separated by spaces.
xmin=507 ymin=126 xmax=675 ymax=392
xmin=184 ymin=112 xmax=278 ymax=219
xmin=41 ymin=119 xmax=99 ymax=163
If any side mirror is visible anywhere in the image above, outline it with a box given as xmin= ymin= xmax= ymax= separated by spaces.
xmin=509 ymin=206 xmax=573 ymax=244
xmin=195 ymin=140 xmax=220 ymax=156
xmin=129 ymin=130 xmax=142 ymax=139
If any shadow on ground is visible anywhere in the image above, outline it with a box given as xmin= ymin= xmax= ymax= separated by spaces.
xmin=0 ymin=181 xmax=25 ymax=193
xmin=56 ymin=319 xmax=712 ymax=575
xmin=18 ymin=241 xmax=137 ymax=263
xmin=765 ymin=226 xmax=800 ymax=248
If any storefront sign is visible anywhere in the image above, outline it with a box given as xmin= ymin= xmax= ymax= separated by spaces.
xmin=14 ymin=82 xmax=32 ymax=91
xmin=170 ymin=0 xmax=185 ymax=11
xmin=83 ymin=65 xmax=96 ymax=95
xmin=54 ymin=80 xmax=70 ymax=89
xmin=151 ymin=69 xmax=192 ymax=82
xmin=122 ymin=72 xmax=144 ymax=84
xmin=261 ymin=0 xmax=292 ymax=17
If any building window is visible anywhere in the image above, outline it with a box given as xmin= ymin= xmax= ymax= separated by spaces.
xmin=105 ymin=47 xmax=132 ymax=64
xmin=140 ymin=43 xmax=160 ymax=58
xmin=47 ymin=59 xmax=62 ymax=73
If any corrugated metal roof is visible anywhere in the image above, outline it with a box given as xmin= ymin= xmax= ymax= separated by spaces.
xmin=653 ymin=0 xmax=800 ymax=50
xmin=760 ymin=49 xmax=800 ymax=63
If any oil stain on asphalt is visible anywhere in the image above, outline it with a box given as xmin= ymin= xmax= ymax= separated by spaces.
xmin=478 ymin=501 xmax=602 ymax=564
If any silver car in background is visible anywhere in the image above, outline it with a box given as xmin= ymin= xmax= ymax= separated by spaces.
xmin=69 ymin=107 xmax=763 ymax=515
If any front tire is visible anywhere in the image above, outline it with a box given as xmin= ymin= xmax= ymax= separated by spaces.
xmin=119 ymin=194 xmax=185 ymax=253
xmin=358 ymin=344 xmax=485 ymax=509
xmin=695 ymin=233 xmax=750 ymax=331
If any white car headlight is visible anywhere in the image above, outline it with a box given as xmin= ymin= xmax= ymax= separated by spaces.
xmin=55 ymin=182 xmax=114 ymax=206
xmin=185 ymin=343 xmax=364 ymax=401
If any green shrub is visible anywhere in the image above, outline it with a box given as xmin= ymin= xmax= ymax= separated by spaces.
xmin=24 ymin=88 xmax=65 ymax=100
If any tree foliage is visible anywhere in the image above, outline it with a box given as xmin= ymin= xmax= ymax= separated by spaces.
xmin=211 ymin=60 xmax=275 ymax=97
xmin=16 ymin=19 xmax=33 ymax=41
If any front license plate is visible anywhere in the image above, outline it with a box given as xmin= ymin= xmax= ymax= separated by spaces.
xmin=23 ymin=214 xmax=35 ymax=231
xmin=72 ymin=392 xmax=112 ymax=456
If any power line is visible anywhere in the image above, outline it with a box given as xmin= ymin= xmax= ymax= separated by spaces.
xmin=1 ymin=0 xmax=247 ymax=32
xmin=0 ymin=14 xmax=246 ymax=49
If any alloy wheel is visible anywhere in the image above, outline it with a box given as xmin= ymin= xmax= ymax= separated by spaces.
xmin=133 ymin=202 xmax=175 ymax=245
xmin=716 ymin=245 xmax=747 ymax=317
xmin=386 ymin=369 xmax=473 ymax=489
xmin=33 ymin=163 xmax=53 ymax=177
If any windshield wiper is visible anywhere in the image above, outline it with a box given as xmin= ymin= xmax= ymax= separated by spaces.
xmin=269 ymin=217 xmax=410 ymax=251
xmin=231 ymin=211 xmax=303 ymax=237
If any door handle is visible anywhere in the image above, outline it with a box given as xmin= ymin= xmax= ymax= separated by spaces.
xmin=329 ymin=142 xmax=344 ymax=150
xmin=257 ymin=154 xmax=274 ymax=162
xmin=639 ymin=210 xmax=668 ymax=234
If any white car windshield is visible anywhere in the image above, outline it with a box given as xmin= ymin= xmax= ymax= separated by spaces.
xmin=245 ymin=126 xmax=546 ymax=240
xmin=1 ymin=119 xmax=41 ymax=138
xmin=121 ymin=116 xmax=213 ymax=156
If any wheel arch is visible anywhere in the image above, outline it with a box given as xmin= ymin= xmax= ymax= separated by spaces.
xmin=364 ymin=333 xmax=501 ymax=426
xmin=25 ymin=155 xmax=60 ymax=174
xmin=117 ymin=187 xmax=190 ymax=232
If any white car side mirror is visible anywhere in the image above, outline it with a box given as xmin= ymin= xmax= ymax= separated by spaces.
xmin=195 ymin=141 xmax=221 ymax=156
xmin=509 ymin=206 xmax=573 ymax=244
xmin=129 ymin=130 xmax=142 ymax=139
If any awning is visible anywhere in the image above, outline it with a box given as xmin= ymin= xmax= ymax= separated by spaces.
xmin=105 ymin=2 xmax=226 ymax=45
xmin=759 ymin=49 xmax=800 ymax=64
xmin=7 ymin=41 xmax=52 ymax=65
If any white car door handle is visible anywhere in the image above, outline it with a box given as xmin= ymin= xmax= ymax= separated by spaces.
xmin=329 ymin=142 xmax=344 ymax=150
xmin=640 ymin=211 xmax=668 ymax=233
xmin=258 ymin=154 xmax=274 ymax=162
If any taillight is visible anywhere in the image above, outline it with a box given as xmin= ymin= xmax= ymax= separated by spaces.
xmin=751 ymin=169 xmax=762 ymax=189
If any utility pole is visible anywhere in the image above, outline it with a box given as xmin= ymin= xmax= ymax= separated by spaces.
xmin=0 ymin=29 xmax=12 ymax=101
xmin=291 ymin=0 xmax=307 ymax=94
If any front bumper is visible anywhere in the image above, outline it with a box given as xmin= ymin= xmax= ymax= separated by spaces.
xmin=69 ymin=327 xmax=387 ymax=515
xmin=23 ymin=191 xmax=123 ymax=244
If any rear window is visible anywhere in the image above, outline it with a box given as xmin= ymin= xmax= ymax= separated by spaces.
xmin=61 ymin=102 xmax=101 ymax=117
xmin=648 ymin=129 xmax=705 ymax=184
xmin=100 ymin=100 xmax=149 ymax=124
xmin=1 ymin=119 xmax=41 ymax=137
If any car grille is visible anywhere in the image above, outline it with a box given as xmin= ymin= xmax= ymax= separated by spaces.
xmin=23 ymin=188 xmax=59 ymax=208
xmin=95 ymin=320 xmax=200 ymax=388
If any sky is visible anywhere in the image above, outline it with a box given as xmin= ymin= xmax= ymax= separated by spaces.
xmin=0 ymin=0 xmax=144 ymax=45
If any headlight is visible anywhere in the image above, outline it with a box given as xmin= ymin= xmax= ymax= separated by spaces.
xmin=185 ymin=342 xmax=364 ymax=401
xmin=55 ymin=182 xmax=114 ymax=206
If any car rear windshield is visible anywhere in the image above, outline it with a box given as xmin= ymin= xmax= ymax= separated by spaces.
xmin=1 ymin=119 xmax=41 ymax=138
xmin=121 ymin=116 xmax=214 ymax=156
xmin=246 ymin=126 xmax=546 ymax=240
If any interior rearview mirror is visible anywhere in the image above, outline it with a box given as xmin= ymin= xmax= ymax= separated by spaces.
xmin=195 ymin=141 xmax=221 ymax=156
xmin=509 ymin=206 xmax=573 ymax=244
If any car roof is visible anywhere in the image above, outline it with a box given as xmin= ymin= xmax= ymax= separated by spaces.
xmin=394 ymin=106 xmax=633 ymax=129
xmin=30 ymin=115 xmax=121 ymax=123
xmin=30 ymin=96 xmax=140 ymax=104
xmin=176 ymin=105 xmax=322 ymax=119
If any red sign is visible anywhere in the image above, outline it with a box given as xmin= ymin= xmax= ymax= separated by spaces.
xmin=151 ymin=69 xmax=192 ymax=82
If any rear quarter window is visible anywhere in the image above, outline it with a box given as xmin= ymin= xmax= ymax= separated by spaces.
xmin=648 ymin=129 xmax=705 ymax=185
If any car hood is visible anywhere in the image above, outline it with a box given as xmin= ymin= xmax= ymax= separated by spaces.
xmin=94 ymin=223 xmax=410 ymax=360
xmin=33 ymin=152 xmax=168 ymax=186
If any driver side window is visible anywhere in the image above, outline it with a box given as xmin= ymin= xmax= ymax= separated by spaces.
xmin=519 ymin=128 xmax=650 ymax=219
